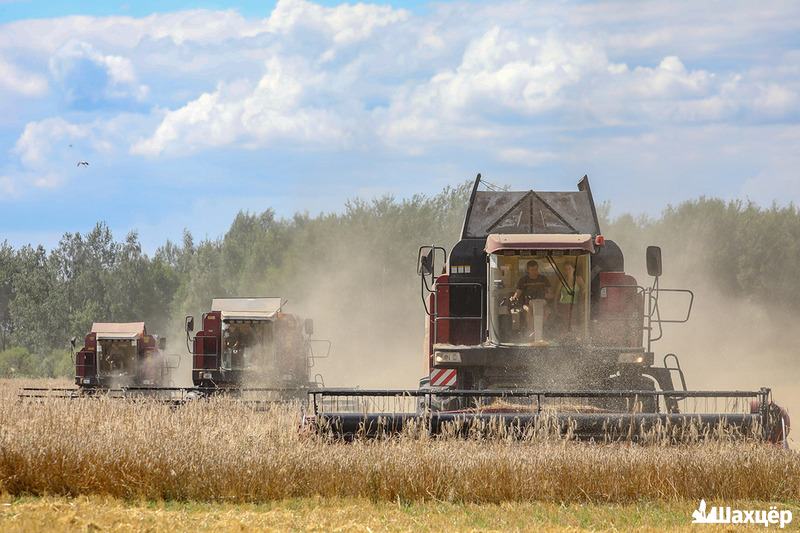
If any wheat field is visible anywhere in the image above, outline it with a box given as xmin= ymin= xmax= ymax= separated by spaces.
xmin=1 ymin=380 xmax=798 ymax=505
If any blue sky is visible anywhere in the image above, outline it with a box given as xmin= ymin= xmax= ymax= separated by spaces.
xmin=1 ymin=0 xmax=799 ymax=251
xmin=0 ymin=0 xmax=440 ymax=22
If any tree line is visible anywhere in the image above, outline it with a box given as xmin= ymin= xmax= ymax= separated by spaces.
xmin=1 ymin=182 xmax=797 ymax=378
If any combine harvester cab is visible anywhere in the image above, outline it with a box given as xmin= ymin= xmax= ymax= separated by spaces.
xmin=186 ymin=297 xmax=328 ymax=402
xmin=311 ymin=175 xmax=790 ymax=444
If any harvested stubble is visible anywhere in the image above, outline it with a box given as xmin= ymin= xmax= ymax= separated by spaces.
xmin=0 ymin=395 xmax=798 ymax=504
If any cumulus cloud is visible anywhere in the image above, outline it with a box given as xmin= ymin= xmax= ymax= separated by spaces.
xmin=131 ymin=2 xmax=800 ymax=158
xmin=752 ymin=83 xmax=798 ymax=117
xmin=267 ymin=0 xmax=409 ymax=45
xmin=6 ymin=114 xmax=153 ymax=193
xmin=131 ymin=55 xmax=351 ymax=156
xmin=7 ymin=117 xmax=93 ymax=192
xmin=48 ymin=41 xmax=148 ymax=108
xmin=0 ymin=9 xmax=263 ymax=52
xmin=0 ymin=57 xmax=47 ymax=96
xmin=1 ymin=0 xmax=799 ymax=206
xmin=14 ymin=117 xmax=91 ymax=166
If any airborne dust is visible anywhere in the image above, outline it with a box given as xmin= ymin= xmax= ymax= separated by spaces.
xmin=618 ymin=232 xmax=800 ymax=445
xmin=301 ymin=208 xmax=800 ymax=448
xmin=158 ymin=194 xmax=798 ymax=446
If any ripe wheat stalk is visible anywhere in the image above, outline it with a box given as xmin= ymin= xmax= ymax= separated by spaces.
xmin=0 ymin=382 xmax=797 ymax=503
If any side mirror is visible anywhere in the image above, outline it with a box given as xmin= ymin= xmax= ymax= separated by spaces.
xmin=185 ymin=315 xmax=194 ymax=333
xmin=418 ymin=249 xmax=434 ymax=276
xmin=646 ymin=246 xmax=662 ymax=277
xmin=158 ymin=337 xmax=167 ymax=350
xmin=418 ymin=246 xmax=446 ymax=276
xmin=70 ymin=336 xmax=77 ymax=349
xmin=304 ymin=318 xmax=314 ymax=336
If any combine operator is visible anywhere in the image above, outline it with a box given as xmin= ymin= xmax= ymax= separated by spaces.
xmin=509 ymin=260 xmax=554 ymax=341
xmin=511 ymin=260 xmax=554 ymax=303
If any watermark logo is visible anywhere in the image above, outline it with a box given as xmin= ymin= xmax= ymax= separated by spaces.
xmin=692 ymin=499 xmax=793 ymax=528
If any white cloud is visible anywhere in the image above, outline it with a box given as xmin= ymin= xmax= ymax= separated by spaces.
xmin=131 ymin=55 xmax=350 ymax=156
xmin=752 ymin=83 xmax=798 ymax=116
xmin=130 ymin=0 xmax=413 ymax=156
xmin=7 ymin=114 xmax=153 ymax=193
xmin=1 ymin=0 xmax=799 ymax=207
xmin=428 ymin=28 xmax=610 ymax=113
xmin=0 ymin=9 xmax=264 ymax=53
xmin=8 ymin=117 xmax=93 ymax=192
xmin=0 ymin=57 xmax=47 ymax=96
xmin=376 ymin=28 xmax=615 ymax=151
xmin=131 ymin=4 xmax=800 ymax=158
xmin=630 ymin=56 xmax=712 ymax=98
xmin=14 ymin=117 xmax=91 ymax=166
xmin=49 ymin=41 xmax=148 ymax=106
xmin=0 ymin=169 xmax=63 ymax=195
xmin=266 ymin=0 xmax=409 ymax=45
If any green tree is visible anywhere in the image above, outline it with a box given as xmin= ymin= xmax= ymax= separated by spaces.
xmin=0 ymin=241 xmax=16 ymax=351
xmin=0 ymin=346 xmax=35 ymax=377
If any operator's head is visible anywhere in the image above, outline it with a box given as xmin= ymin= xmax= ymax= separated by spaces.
xmin=526 ymin=260 xmax=539 ymax=277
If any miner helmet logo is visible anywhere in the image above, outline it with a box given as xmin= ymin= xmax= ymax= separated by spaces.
xmin=691 ymin=500 xmax=793 ymax=527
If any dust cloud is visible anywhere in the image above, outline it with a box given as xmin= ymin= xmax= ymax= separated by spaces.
xmin=283 ymin=226 xmax=800 ymax=426
xmin=294 ymin=226 xmax=800 ymax=448
xmin=620 ymin=237 xmax=799 ymax=444
xmin=154 ymin=201 xmax=799 ymax=449
xmin=156 ymin=243 xmax=431 ymax=391
xmin=156 ymin=329 xmax=195 ymax=388
xmin=289 ymin=247 xmax=429 ymax=389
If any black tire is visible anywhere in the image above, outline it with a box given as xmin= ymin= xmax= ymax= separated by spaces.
xmin=604 ymin=372 xmax=658 ymax=413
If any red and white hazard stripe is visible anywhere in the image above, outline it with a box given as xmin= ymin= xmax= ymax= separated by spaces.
xmin=430 ymin=368 xmax=457 ymax=388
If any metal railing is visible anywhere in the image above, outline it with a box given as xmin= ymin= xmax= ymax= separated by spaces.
xmin=600 ymin=283 xmax=694 ymax=352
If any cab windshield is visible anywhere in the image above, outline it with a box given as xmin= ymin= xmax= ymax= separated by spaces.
xmin=221 ymin=319 xmax=275 ymax=371
xmin=488 ymin=252 xmax=589 ymax=345
xmin=97 ymin=338 xmax=137 ymax=376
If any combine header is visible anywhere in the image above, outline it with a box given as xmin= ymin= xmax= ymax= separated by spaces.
xmin=309 ymin=175 xmax=790 ymax=443
xmin=186 ymin=297 xmax=328 ymax=401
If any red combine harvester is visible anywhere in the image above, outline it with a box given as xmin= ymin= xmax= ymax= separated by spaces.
xmin=309 ymin=175 xmax=790 ymax=443
xmin=73 ymin=322 xmax=171 ymax=390
xmin=186 ymin=297 xmax=327 ymax=400
xmin=19 ymin=322 xmax=176 ymax=399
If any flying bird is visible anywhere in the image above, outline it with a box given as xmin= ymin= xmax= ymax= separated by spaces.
xmin=77 ymin=160 xmax=89 ymax=167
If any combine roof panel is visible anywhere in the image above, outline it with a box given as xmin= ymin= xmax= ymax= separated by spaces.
xmin=464 ymin=190 xmax=600 ymax=238
xmin=485 ymin=233 xmax=595 ymax=254
xmin=91 ymin=322 xmax=146 ymax=339
xmin=211 ymin=297 xmax=283 ymax=320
